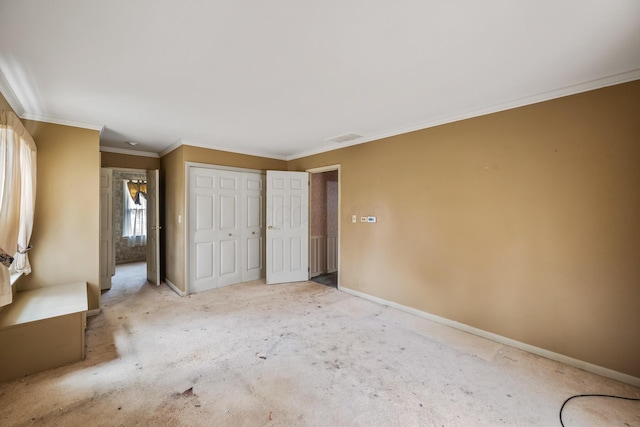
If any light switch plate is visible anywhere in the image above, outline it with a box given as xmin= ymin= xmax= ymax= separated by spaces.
xmin=352 ymin=214 xmax=357 ymax=223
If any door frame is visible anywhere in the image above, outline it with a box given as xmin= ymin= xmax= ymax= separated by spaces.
xmin=306 ymin=164 xmax=341 ymax=289
xmin=99 ymin=168 xmax=114 ymax=294
xmin=184 ymin=162 xmax=265 ymax=296
xmin=99 ymin=167 xmax=156 ymax=296
xmin=146 ymin=169 xmax=161 ymax=285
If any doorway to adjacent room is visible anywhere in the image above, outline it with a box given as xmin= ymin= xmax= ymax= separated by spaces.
xmin=308 ymin=166 xmax=340 ymax=288
xmin=100 ymin=167 xmax=160 ymax=293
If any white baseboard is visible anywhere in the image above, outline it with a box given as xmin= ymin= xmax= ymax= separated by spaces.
xmin=165 ymin=278 xmax=186 ymax=297
xmin=86 ymin=308 xmax=101 ymax=317
xmin=340 ymin=286 xmax=640 ymax=388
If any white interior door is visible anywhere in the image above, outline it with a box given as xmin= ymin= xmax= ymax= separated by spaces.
xmin=99 ymin=168 xmax=114 ymax=290
xmin=242 ymin=173 xmax=264 ymax=282
xmin=146 ymin=169 xmax=161 ymax=285
xmin=189 ymin=167 xmax=243 ymax=293
xmin=216 ymin=170 xmax=242 ymax=287
xmin=266 ymin=171 xmax=309 ymax=284
xmin=190 ymin=167 xmax=217 ymax=293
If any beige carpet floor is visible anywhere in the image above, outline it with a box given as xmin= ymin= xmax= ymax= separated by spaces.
xmin=0 ymin=262 xmax=638 ymax=426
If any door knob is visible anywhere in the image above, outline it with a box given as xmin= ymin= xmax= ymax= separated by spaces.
xmin=228 ymin=233 xmax=232 ymax=236
xmin=252 ymin=231 xmax=256 ymax=235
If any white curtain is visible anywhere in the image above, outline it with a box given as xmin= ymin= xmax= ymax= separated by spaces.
xmin=0 ymin=110 xmax=36 ymax=307
xmin=12 ymin=136 xmax=37 ymax=274
xmin=0 ymin=118 xmax=21 ymax=255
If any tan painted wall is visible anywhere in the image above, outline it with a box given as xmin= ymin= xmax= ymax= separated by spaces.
xmin=20 ymin=120 xmax=101 ymax=311
xmin=288 ymin=80 xmax=640 ymax=378
xmin=160 ymin=145 xmax=286 ymax=292
xmin=183 ymin=146 xmax=287 ymax=171
xmin=159 ymin=146 xmax=185 ymax=290
xmin=7 ymin=79 xmax=638 ymax=377
xmin=101 ymin=151 xmax=160 ymax=170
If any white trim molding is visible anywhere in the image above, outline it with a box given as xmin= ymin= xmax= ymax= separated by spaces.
xmin=340 ymin=286 xmax=640 ymax=388
xmin=159 ymin=139 xmax=183 ymax=158
xmin=20 ymin=112 xmax=104 ymax=131
xmin=100 ymin=145 xmax=160 ymax=158
xmin=287 ymin=69 xmax=640 ymax=161
xmin=306 ymin=164 xmax=341 ymax=174
xmin=1 ymin=67 xmax=102 ymax=130
xmin=165 ymin=278 xmax=186 ymax=297
xmin=0 ymin=69 xmax=25 ymax=116
xmin=160 ymin=138 xmax=288 ymax=161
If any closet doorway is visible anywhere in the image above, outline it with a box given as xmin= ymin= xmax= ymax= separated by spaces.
xmin=187 ymin=164 xmax=265 ymax=294
xmin=308 ymin=165 xmax=340 ymax=288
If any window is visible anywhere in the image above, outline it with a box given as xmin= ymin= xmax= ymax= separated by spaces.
xmin=0 ymin=110 xmax=37 ymax=306
xmin=123 ymin=180 xmax=147 ymax=246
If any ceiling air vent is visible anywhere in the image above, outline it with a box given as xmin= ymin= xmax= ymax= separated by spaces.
xmin=326 ymin=132 xmax=363 ymax=143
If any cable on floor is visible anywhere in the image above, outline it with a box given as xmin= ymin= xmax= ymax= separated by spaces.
xmin=559 ymin=393 xmax=640 ymax=426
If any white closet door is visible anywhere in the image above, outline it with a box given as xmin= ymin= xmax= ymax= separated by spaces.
xmin=242 ymin=172 xmax=264 ymax=282
xmin=190 ymin=167 xmax=218 ymax=293
xmin=216 ymin=170 xmax=242 ymax=287
xmin=189 ymin=167 xmax=264 ymax=294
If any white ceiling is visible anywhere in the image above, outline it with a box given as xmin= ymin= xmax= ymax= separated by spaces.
xmin=1 ymin=1 xmax=639 ymax=160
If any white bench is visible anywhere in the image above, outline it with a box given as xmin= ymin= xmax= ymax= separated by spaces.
xmin=0 ymin=282 xmax=88 ymax=382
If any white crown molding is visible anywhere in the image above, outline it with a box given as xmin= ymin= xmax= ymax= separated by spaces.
xmin=100 ymin=145 xmax=160 ymax=158
xmin=20 ymin=111 xmax=104 ymax=131
xmin=287 ymin=69 xmax=640 ymax=161
xmin=180 ymin=138 xmax=288 ymax=161
xmin=158 ymin=139 xmax=183 ymax=157
xmin=0 ymin=69 xmax=26 ymax=116
xmin=160 ymin=138 xmax=288 ymax=161
xmin=5 ymin=67 xmax=639 ymax=162
xmin=0 ymin=68 xmax=103 ymax=130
